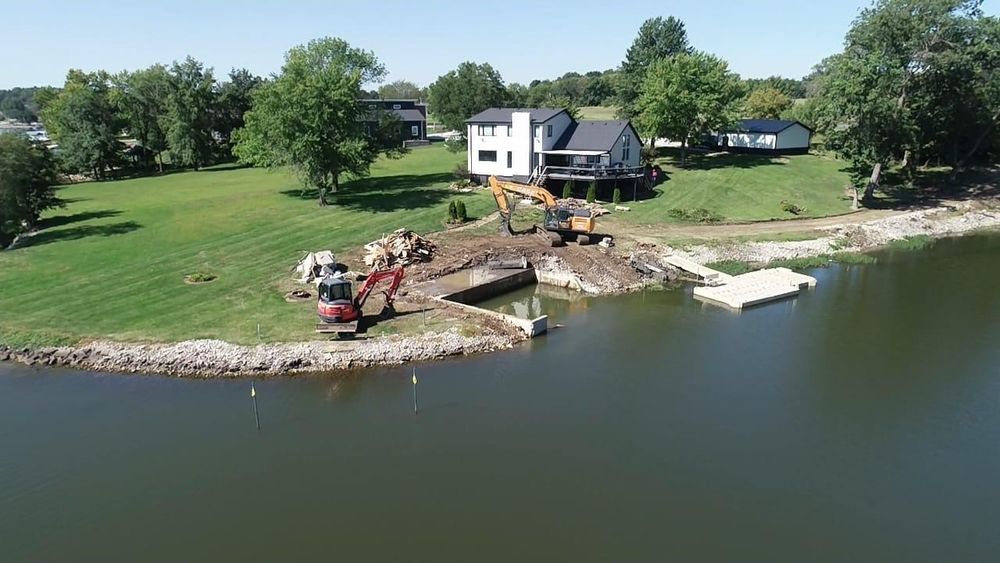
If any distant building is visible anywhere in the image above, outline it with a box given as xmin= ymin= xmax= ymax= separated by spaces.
xmin=715 ymin=119 xmax=812 ymax=155
xmin=465 ymin=108 xmax=644 ymax=185
xmin=359 ymin=99 xmax=427 ymax=144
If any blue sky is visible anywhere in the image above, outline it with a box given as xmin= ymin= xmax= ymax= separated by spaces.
xmin=4 ymin=0 xmax=998 ymax=89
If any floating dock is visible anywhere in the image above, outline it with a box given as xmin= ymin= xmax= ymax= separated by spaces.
xmin=664 ymin=256 xmax=817 ymax=310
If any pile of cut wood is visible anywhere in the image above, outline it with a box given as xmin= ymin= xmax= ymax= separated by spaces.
xmin=363 ymin=229 xmax=437 ymax=270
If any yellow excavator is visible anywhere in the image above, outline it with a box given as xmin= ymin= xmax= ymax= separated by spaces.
xmin=488 ymin=175 xmax=603 ymax=246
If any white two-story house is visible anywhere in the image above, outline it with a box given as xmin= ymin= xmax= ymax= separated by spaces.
xmin=465 ymin=108 xmax=644 ymax=186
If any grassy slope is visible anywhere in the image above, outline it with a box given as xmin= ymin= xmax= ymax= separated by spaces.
xmin=578 ymin=106 xmax=619 ymax=120
xmin=614 ymin=150 xmax=853 ymax=224
xmin=0 ymin=145 xmax=491 ymax=345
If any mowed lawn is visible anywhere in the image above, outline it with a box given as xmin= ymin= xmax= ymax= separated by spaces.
xmin=0 ymin=145 xmax=491 ymax=345
xmin=615 ymin=150 xmax=854 ymax=224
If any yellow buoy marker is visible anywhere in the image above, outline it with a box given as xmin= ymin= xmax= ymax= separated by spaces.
xmin=412 ymin=368 xmax=419 ymax=414
xmin=250 ymin=382 xmax=261 ymax=431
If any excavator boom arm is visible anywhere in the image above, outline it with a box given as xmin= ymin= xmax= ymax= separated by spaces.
xmin=353 ymin=266 xmax=405 ymax=309
xmin=489 ymin=176 xmax=557 ymax=209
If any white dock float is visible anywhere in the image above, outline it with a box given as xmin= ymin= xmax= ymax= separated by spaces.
xmin=665 ymin=255 xmax=818 ymax=310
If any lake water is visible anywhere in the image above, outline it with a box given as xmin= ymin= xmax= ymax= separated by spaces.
xmin=2 ymin=235 xmax=999 ymax=562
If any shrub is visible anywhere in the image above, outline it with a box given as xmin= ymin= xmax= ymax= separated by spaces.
xmin=666 ymin=208 xmax=723 ymax=223
xmin=562 ymin=180 xmax=573 ymax=199
xmin=452 ymin=161 xmax=470 ymax=180
xmin=455 ymin=200 xmax=467 ymax=222
xmin=185 ymin=272 xmax=217 ymax=284
xmin=448 ymin=200 xmax=458 ymax=222
xmin=612 ymin=187 xmax=622 ymax=205
xmin=780 ymin=200 xmax=805 ymax=215
xmin=585 ymin=181 xmax=597 ymax=203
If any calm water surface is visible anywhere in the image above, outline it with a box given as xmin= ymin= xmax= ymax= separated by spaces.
xmin=1 ymin=236 xmax=999 ymax=562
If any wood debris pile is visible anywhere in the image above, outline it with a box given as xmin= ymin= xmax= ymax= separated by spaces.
xmin=363 ymin=229 xmax=437 ymax=270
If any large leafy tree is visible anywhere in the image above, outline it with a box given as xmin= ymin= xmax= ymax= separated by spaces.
xmin=744 ymin=87 xmax=793 ymax=119
xmin=41 ymin=70 xmax=123 ymax=179
xmin=233 ymin=37 xmax=403 ymax=206
xmin=377 ymin=80 xmax=424 ymax=100
xmin=214 ymin=68 xmax=264 ymax=156
xmin=0 ymin=135 xmax=60 ymax=246
xmin=817 ymin=0 xmax=998 ymax=198
xmin=637 ymin=52 xmax=743 ymax=166
xmin=617 ymin=16 xmax=690 ymax=126
xmin=111 ymin=65 xmax=171 ymax=171
xmin=428 ymin=62 xmax=508 ymax=132
xmin=164 ymin=56 xmax=217 ymax=170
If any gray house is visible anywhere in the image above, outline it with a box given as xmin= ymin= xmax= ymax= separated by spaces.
xmin=465 ymin=108 xmax=644 ymax=185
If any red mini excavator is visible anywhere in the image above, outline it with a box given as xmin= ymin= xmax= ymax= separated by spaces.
xmin=315 ymin=266 xmax=405 ymax=335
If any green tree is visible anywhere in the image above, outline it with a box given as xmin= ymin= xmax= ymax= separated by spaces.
xmin=377 ymin=80 xmax=424 ymax=100
xmin=233 ymin=37 xmax=402 ymax=206
xmin=0 ymin=135 xmax=60 ymax=246
xmin=617 ymin=16 xmax=690 ymax=129
xmin=164 ymin=57 xmax=217 ymax=170
xmin=214 ymin=68 xmax=263 ymax=156
xmin=613 ymin=186 xmax=622 ymax=205
xmin=817 ymin=0 xmax=998 ymax=196
xmin=41 ymin=70 xmax=123 ymax=179
xmin=586 ymin=181 xmax=597 ymax=203
xmin=637 ymin=52 xmax=744 ymax=166
xmin=455 ymin=200 xmax=467 ymax=222
xmin=428 ymin=62 xmax=509 ymax=132
xmin=744 ymin=87 xmax=792 ymax=119
xmin=448 ymin=200 xmax=458 ymax=222
xmin=562 ymin=180 xmax=572 ymax=199
xmin=111 ymin=65 xmax=171 ymax=171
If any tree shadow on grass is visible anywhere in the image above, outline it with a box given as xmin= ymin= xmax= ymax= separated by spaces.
xmin=16 ymin=221 xmax=142 ymax=249
xmin=38 ymin=209 xmax=122 ymax=229
xmin=867 ymin=168 xmax=1000 ymax=210
xmin=280 ymin=172 xmax=457 ymax=212
xmin=656 ymin=147 xmax=789 ymax=171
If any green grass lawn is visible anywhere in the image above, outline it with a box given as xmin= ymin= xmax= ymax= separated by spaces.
xmin=578 ymin=106 xmax=619 ymax=120
xmin=613 ymin=149 xmax=854 ymax=224
xmin=0 ymin=145 xmax=493 ymax=345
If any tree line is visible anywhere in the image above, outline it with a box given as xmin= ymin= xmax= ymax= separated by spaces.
xmin=427 ymin=0 xmax=998 ymax=191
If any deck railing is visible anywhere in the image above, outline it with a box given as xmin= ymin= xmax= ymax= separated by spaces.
xmin=535 ymin=164 xmax=646 ymax=180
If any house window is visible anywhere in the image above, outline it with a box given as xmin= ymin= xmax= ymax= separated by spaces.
xmin=535 ymin=126 xmax=542 ymax=138
xmin=478 ymin=125 xmax=495 ymax=137
xmin=392 ymin=103 xmax=402 ymax=110
xmin=506 ymin=151 xmax=513 ymax=168
xmin=622 ymin=147 xmax=631 ymax=161
xmin=623 ymin=134 xmax=631 ymax=147
xmin=411 ymin=125 xmax=420 ymax=137
xmin=478 ymin=150 xmax=497 ymax=162
xmin=546 ymin=125 xmax=553 ymax=137
xmin=506 ymin=125 xmax=512 ymax=137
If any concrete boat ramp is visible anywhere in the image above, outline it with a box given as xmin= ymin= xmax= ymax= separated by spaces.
xmin=663 ymin=255 xmax=817 ymax=310
xmin=416 ymin=265 xmax=548 ymax=337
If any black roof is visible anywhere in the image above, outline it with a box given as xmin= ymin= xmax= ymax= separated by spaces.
xmin=466 ymin=108 xmax=566 ymax=124
xmin=734 ymin=119 xmax=812 ymax=134
xmin=552 ymin=120 xmax=638 ymax=152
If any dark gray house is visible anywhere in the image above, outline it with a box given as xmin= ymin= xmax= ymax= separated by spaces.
xmin=360 ymin=99 xmax=427 ymax=144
